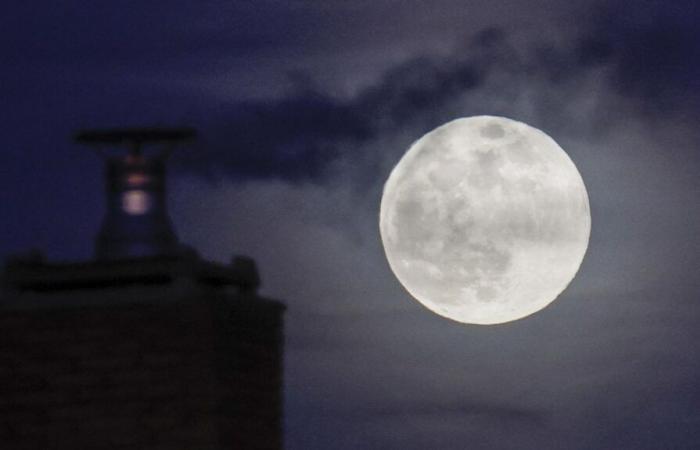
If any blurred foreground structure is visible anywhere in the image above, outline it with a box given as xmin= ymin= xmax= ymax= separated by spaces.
xmin=0 ymin=129 xmax=285 ymax=449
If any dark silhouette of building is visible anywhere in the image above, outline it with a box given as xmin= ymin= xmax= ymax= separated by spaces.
xmin=0 ymin=129 xmax=285 ymax=449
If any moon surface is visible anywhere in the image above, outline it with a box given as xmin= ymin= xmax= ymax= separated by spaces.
xmin=379 ymin=116 xmax=590 ymax=325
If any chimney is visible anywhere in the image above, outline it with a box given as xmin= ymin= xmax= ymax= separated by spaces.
xmin=75 ymin=128 xmax=195 ymax=260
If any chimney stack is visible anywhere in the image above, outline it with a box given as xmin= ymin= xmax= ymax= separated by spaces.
xmin=75 ymin=128 xmax=195 ymax=260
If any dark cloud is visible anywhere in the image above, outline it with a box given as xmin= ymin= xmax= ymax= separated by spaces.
xmin=588 ymin=0 xmax=700 ymax=114
xmin=165 ymin=1 xmax=700 ymax=187
xmin=181 ymin=93 xmax=372 ymax=182
xmin=172 ymin=8 xmax=700 ymax=184
xmin=167 ymin=30 xmax=502 ymax=183
xmin=174 ymin=47 xmax=486 ymax=183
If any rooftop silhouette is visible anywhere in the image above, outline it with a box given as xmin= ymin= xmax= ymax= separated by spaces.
xmin=0 ymin=128 xmax=285 ymax=449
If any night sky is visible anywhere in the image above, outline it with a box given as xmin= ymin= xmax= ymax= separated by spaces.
xmin=2 ymin=1 xmax=700 ymax=448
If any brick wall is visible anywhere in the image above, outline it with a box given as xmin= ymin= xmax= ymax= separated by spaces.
xmin=0 ymin=291 xmax=284 ymax=450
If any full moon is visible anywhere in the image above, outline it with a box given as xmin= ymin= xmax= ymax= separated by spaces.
xmin=379 ymin=116 xmax=590 ymax=325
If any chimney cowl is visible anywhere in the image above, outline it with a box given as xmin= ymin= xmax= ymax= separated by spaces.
xmin=75 ymin=128 xmax=195 ymax=261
